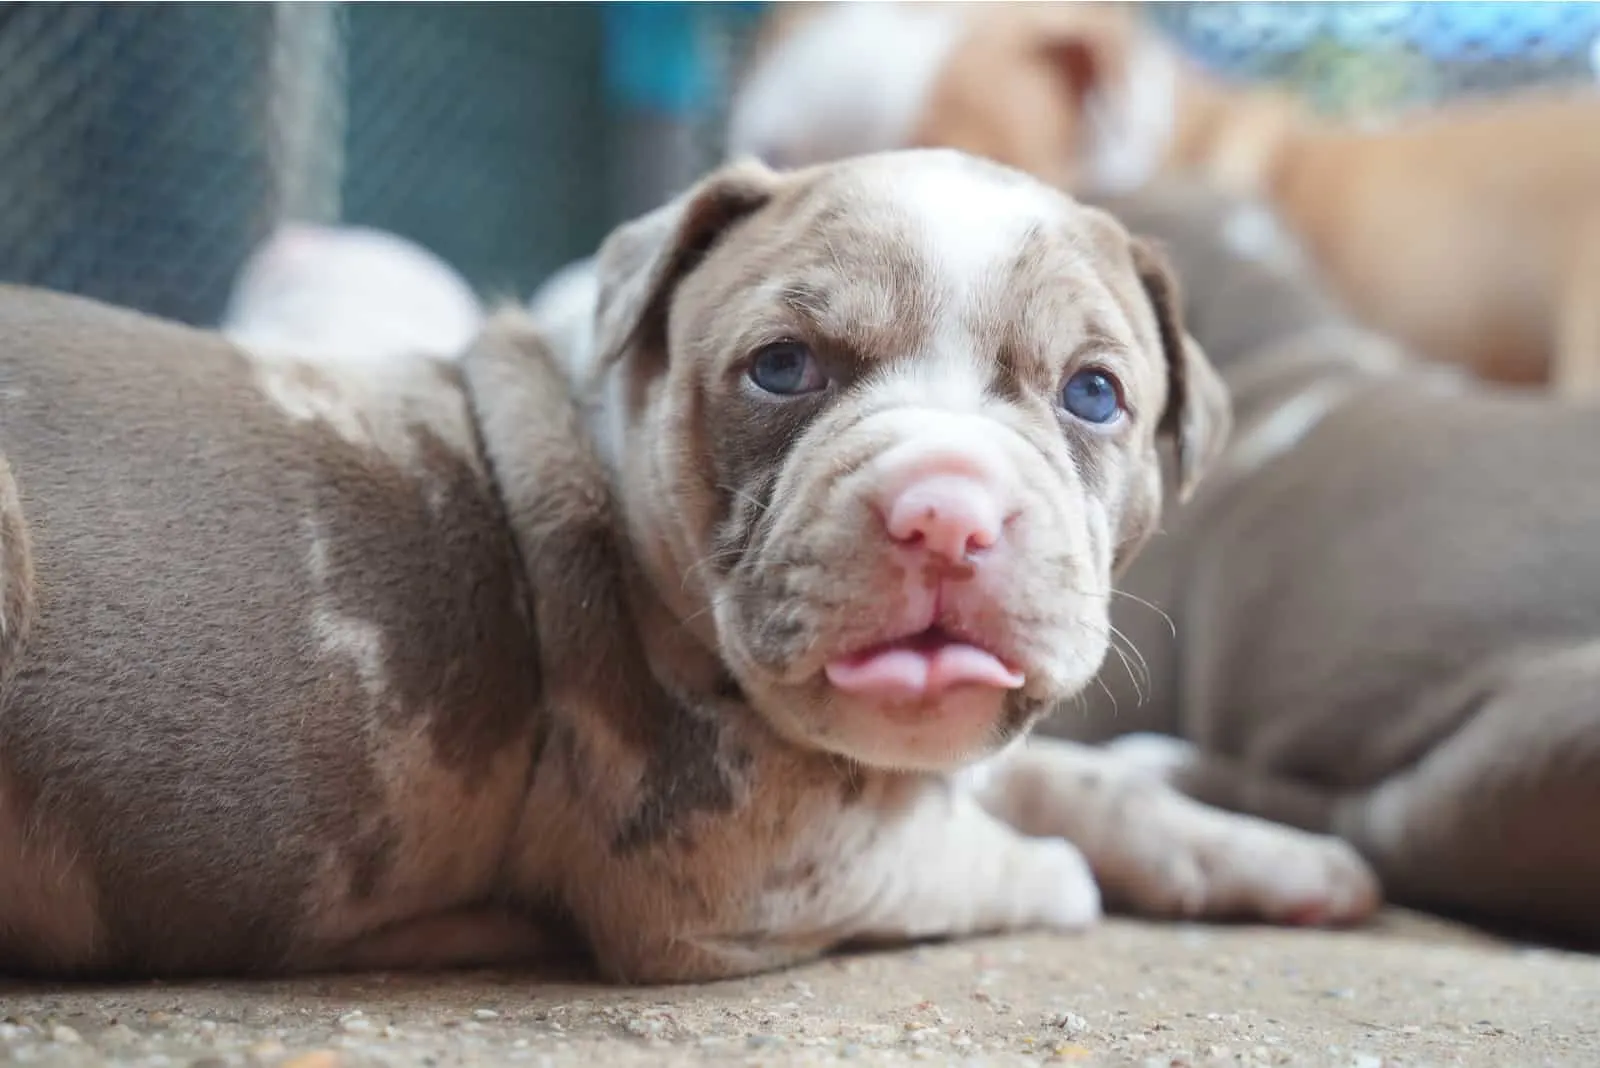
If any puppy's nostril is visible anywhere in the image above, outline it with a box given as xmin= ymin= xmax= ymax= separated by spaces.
xmin=966 ymin=524 xmax=998 ymax=553
xmin=884 ymin=485 xmax=1005 ymax=564
xmin=894 ymin=526 xmax=928 ymax=550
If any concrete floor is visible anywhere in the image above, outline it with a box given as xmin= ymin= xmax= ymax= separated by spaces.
xmin=3 ymin=910 xmax=1596 ymax=1068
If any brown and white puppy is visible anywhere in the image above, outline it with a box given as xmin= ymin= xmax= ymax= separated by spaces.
xmin=0 ymin=150 xmax=1374 ymax=985
xmin=1068 ymin=180 xmax=1600 ymax=948
xmin=728 ymin=2 xmax=1600 ymax=396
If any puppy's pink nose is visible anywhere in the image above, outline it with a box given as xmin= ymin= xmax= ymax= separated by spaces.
xmin=885 ymin=474 xmax=1005 ymax=561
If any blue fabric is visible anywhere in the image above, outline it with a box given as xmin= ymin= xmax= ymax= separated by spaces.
xmin=602 ymin=1 xmax=767 ymax=115
xmin=1406 ymin=2 xmax=1600 ymax=61
xmin=1175 ymin=1 xmax=1600 ymax=68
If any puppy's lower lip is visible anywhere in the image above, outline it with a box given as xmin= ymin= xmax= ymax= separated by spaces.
xmin=823 ymin=628 xmax=1025 ymax=700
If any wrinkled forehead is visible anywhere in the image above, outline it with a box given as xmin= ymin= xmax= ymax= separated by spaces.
xmin=718 ymin=156 xmax=1148 ymax=378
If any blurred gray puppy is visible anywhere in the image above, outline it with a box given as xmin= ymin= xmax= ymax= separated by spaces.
xmin=1075 ymin=180 xmax=1600 ymax=948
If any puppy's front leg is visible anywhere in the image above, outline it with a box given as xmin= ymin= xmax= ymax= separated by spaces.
xmin=814 ymin=780 xmax=1101 ymax=948
xmin=974 ymin=737 xmax=1380 ymax=926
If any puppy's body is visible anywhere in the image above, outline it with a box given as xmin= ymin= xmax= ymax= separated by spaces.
xmin=0 ymin=285 xmax=542 ymax=977
xmin=729 ymin=2 xmax=1600 ymax=394
xmin=0 ymin=152 xmax=1374 ymax=982
xmin=1073 ymin=183 xmax=1600 ymax=945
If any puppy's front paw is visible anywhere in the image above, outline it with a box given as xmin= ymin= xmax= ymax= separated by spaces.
xmin=1013 ymin=838 xmax=1102 ymax=931
xmin=1103 ymin=732 xmax=1198 ymax=783
xmin=1101 ymin=790 xmax=1381 ymax=926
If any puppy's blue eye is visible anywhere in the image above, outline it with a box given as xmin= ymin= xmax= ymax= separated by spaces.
xmin=749 ymin=341 xmax=827 ymax=395
xmin=1061 ymin=368 xmax=1123 ymax=424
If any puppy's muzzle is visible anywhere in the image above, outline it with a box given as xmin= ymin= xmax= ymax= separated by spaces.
xmin=824 ymin=428 xmax=1028 ymax=702
xmin=872 ymin=435 xmax=1019 ymax=566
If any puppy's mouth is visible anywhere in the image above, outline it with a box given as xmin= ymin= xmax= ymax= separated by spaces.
xmin=823 ymin=626 xmax=1025 ymax=704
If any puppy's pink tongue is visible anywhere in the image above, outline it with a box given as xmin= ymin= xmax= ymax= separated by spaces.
xmin=825 ymin=643 xmax=1024 ymax=700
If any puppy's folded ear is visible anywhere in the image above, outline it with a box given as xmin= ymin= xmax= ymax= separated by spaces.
xmin=1044 ymin=12 xmax=1133 ymax=107
xmin=593 ymin=158 xmax=783 ymax=378
xmin=1132 ymin=237 xmax=1231 ymax=502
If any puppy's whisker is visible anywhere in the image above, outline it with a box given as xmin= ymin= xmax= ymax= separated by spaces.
xmin=1104 ymin=632 xmax=1147 ymax=706
xmin=682 ymin=545 xmax=745 ymax=590
xmin=1060 ymin=615 xmax=1147 ymax=705
xmin=1108 ymin=589 xmax=1177 ymax=637
xmin=722 ymin=483 xmax=772 ymax=517
xmin=1092 ymin=675 xmax=1121 ymax=717
xmin=677 ymin=603 xmax=716 ymax=631
xmin=1107 ymin=623 xmax=1151 ymax=699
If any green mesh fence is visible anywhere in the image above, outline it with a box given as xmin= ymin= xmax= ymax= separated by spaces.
xmin=0 ymin=2 xmax=609 ymax=325
xmin=0 ymin=2 xmax=1592 ymax=327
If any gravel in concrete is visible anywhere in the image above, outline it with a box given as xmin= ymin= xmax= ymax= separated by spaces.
xmin=2 ymin=910 xmax=1595 ymax=1068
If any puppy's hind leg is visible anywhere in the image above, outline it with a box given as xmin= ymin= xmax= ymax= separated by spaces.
xmin=1333 ymin=640 xmax=1600 ymax=948
xmin=0 ymin=453 xmax=89 ymax=977
xmin=0 ymin=455 xmax=34 ymax=681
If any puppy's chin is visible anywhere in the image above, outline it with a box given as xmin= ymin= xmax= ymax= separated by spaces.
xmin=710 ymin=577 xmax=1114 ymax=774
xmin=734 ymin=670 xmax=1044 ymax=774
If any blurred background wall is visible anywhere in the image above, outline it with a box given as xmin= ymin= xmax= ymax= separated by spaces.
xmin=0 ymin=1 xmax=1594 ymax=328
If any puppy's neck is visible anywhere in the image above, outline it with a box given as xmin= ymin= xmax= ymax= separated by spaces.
xmin=623 ymin=566 xmax=739 ymax=704
xmin=462 ymin=312 xmax=753 ymax=735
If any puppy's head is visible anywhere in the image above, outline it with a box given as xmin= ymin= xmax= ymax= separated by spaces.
xmin=593 ymin=149 xmax=1228 ymax=772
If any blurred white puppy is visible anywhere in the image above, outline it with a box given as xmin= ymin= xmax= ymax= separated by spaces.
xmin=524 ymin=255 xmax=599 ymax=381
xmin=221 ymin=223 xmax=485 ymax=363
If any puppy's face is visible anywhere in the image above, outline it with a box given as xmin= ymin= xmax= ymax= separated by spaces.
xmin=593 ymin=150 xmax=1227 ymax=772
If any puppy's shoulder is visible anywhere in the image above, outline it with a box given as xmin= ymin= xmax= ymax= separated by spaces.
xmin=461 ymin=305 xmax=613 ymax=538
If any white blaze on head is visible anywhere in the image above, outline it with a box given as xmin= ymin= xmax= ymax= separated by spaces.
xmin=726 ymin=3 xmax=969 ymax=168
xmin=888 ymin=154 xmax=1062 ymax=303
xmin=222 ymin=223 xmax=484 ymax=365
xmin=857 ymin=153 xmax=1067 ymax=405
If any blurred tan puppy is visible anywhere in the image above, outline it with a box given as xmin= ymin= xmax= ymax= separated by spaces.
xmin=728 ymin=1 xmax=1600 ymax=395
